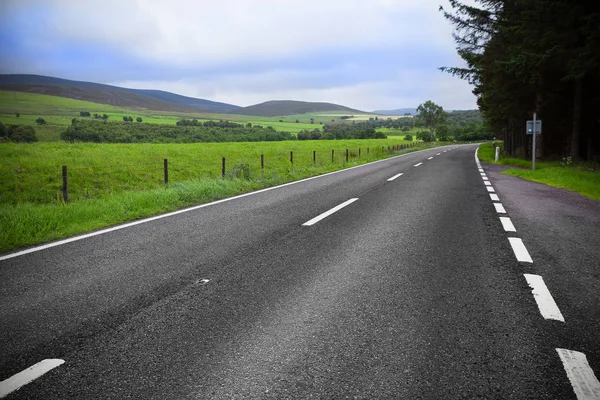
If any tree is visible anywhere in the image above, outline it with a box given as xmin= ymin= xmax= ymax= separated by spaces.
xmin=436 ymin=124 xmax=450 ymax=141
xmin=35 ymin=117 xmax=46 ymax=125
xmin=102 ymin=114 xmax=109 ymax=120
xmin=123 ymin=116 xmax=128 ymax=122
xmin=136 ymin=117 xmax=143 ymax=123
xmin=404 ymin=134 xmax=413 ymax=141
xmin=80 ymin=111 xmax=91 ymax=117
xmin=0 ymin=122 xmax=6 ymax=137
xmin=15 ymin=112 xmax=20 ymax=118
xmin=416 ymin=100 xmax=447 ymax=138
xmin=295 ymin=119 xmax=299 ymax=123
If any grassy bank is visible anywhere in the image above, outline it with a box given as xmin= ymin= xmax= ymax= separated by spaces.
xmin=1 ymin=140 xmax=446 ymax=253
xmin=478 ymin=142 xmax=600 ymax=201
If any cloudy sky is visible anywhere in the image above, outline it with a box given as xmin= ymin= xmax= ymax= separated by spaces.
xmin=0 ymin=0 xmax=478 ymax=111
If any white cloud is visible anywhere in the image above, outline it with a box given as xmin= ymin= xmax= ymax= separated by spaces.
xmin=22 ymin=0 xmax=458 ymax=67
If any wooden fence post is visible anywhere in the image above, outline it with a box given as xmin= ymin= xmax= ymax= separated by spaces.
xmin=261 ymin=154 xmax=264 ymax=173
xmin=290 ymin=151 xmax=293 ymax=166
xmin=222 ymin=157 xmax=226 ymax=177
xmin=359 ymin=148 xmax=361 ymax=158
xmin=313 ymin=150 xmax=316 ymax=165
xmin=346 ymin=149 xmax=349 ymax=162
xmin=164 ymin=159 xmax=169 ymax=186
xmin=331 ymin=149 xmax=334 ymax=163
xmin=62 ymin=165 xmax=68 ymax=203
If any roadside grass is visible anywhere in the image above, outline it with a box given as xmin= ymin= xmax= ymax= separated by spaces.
xmin=478 ymin=141 xmax=600 ymax=201
xmin=0 ymin=140 xmax=443 ymax=253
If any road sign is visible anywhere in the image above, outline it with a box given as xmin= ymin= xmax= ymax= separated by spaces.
xmin=526 ymin=120 xmax=542 ymax=134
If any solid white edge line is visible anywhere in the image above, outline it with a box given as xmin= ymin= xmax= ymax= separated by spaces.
xmin=387 ymin=173 xmax=404 ymax=182
xmin=524 ymin=274 xmax=565 ymax=322
xmin=302 ymin=198 xmax=359 ymax=226
xmin=499 ymin=217 xmax=516 ymax=232
xmin=414 ymin=163 xmax=423 ymax=167
xmin=0 ymin=359 xmax=65 ymax=398
xmin=508 ymin=237 xmax=533 ymax=263
xmin=556 ymin=348 xmax=600 ymax=400
xmin=1 ymin=145 xmax=463 ymax=262
xmin=490 ymin=193 xmax=500 ymax=201
xmin=486 ymin=186 xmax=495 ymax=192
xmin=493 ymin=203 xmax=506 ymax=213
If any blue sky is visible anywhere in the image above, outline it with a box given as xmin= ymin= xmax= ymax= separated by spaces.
xmin=0 ymin=0 xmax=478 ymax=111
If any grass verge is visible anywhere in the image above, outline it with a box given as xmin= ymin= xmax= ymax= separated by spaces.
xmin=1 ymin=141 xmax=447 ymax=253
xmin=478 ymin=141 xmax=600 ymax=201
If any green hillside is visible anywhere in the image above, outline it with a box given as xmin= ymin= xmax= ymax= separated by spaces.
xmin=232 ymin=100 xmax=364 ymax=117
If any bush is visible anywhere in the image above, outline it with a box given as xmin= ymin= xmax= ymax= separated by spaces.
xmin=404 ymin=134 xmax=413 ymax=141
xmin=35 ymin=117 xmax=47 ymax=125
xmin=9 ymin=125 xmax=38 ymax=142
xmin=416 ymin=130 xmax=435 ymax=142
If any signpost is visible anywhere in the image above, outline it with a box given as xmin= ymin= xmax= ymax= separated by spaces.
xmin=526 ymin=113 xmax=542 ymax=170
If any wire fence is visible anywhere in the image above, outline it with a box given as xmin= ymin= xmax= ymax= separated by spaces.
xmin=1 ymin=143 xmax=419 ymax=205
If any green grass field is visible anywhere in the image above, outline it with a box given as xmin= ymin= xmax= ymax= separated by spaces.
xmin=478 ymin=142 xmax=600 ymax=201
xmin=0 ymin=91 xmax=327 ymax=140
xmin=0 ymin=139 xmax=438 ymax=252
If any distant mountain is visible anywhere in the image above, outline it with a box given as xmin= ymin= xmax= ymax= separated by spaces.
xmin=372 ymin=108 xmax=419 ymax=116
xmin=0 ymin=74 xmax=241 ymax=113
xmin=233 ymin=100 xmax=364 ymax=117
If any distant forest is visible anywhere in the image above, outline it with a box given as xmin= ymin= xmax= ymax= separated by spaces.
xmin=442 ymin=1 xmax=600 ymax=160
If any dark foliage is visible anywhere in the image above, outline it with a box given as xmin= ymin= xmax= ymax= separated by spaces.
xmin=61 ymin=119 xmax=295 ymax=143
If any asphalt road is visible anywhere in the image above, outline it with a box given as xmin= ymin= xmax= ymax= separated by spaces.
xmin=1 ymin=144 xmax=598 ymax=399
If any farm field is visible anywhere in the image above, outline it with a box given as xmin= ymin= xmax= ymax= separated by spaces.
xmin=0 ymin=91 xmax=328 ymax=140
xmin=0 ymin=138 xmax=440 ymax=252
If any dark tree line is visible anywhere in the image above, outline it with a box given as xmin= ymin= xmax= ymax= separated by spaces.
xmin=298 ymin=122 xmax=387 ymax=140
xmin=441 ymin=0 xmax=600 ymax=160
xmin=61 ymin=119 xmax=295 ymax=143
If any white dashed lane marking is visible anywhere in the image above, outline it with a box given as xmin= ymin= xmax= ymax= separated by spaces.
xmin=427 ymin=157 xmax=434 ymax=160
xmin=387 ymin=173 xmax=404 ymax=182
xmin=302 ymin=198 xmax=359 ymax=226
xmin=0 ymin=359 xmax=65 ymax=398
xmin=414 ymin=163 xmax=423 ymax=167
xmin=524 ymin=274 xmax=565 ymax=322
xmin=499 ymin=217 xmax=516 ymax=232
xmin=490 ymin=194 xmax=499 ymax=201
xmin=508 ymin=237 xmax=533 ymax=263
xmin=436 ymin=153 xmax=441 ymax=156
xmin=556 ymin=348 xmax=600 ymax=400
xmin=484 ymin=181 xmax=492 ymax=186
xmin=486 ymin=186 xmax=495 ymax=192
xmin=493 ymin=203 xmax=506 ymax=213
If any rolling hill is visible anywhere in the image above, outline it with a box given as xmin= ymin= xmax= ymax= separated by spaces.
xmin=0 ymin=75 xmax=241 ymax=113
xmin=372 ymin=108 xmax=419 ymax=116
xmin=232 ymin=100 xmax=364 ymax=117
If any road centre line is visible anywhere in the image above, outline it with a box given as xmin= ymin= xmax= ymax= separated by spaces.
xmin=490 ymin=193 xmax=500 ymax=201
xmin=508 ymin=237 xmax=533 ymax=263
xmin=484 ymin=181 xmax=492 ymax=186
xmin=427 ymin=157 xmax=434 ymax=160
xmin=494 ymin=203 xmax=506 ymax=213
xmin=1 ymin=145 xmax=453 ymax=262
xmin=499 ymin=217 xmax=516 ymax=232
xmin=486 ymin=186 xmax=495 ymax=192
xmin=479 ymin=168 xmax=484 ymax=172
xmin=414 ymin=163 xmax=423 ymax=167
xmin=482 ymin=176 xmax=489 ymax=181
xmin=0 ymin=359 xmax=65 ymax=398
xmin=436 ymin=153 xmax=441 ymax=155
xmin=387 ymin=173 xmax=404 ymax=182
xmin=524 ymin=274 xmax=565 ymax=322
xmin=556 ymin=348 xmax=600 ymax=400
xmin=302 ymin=198 xmax=359 ymax=226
